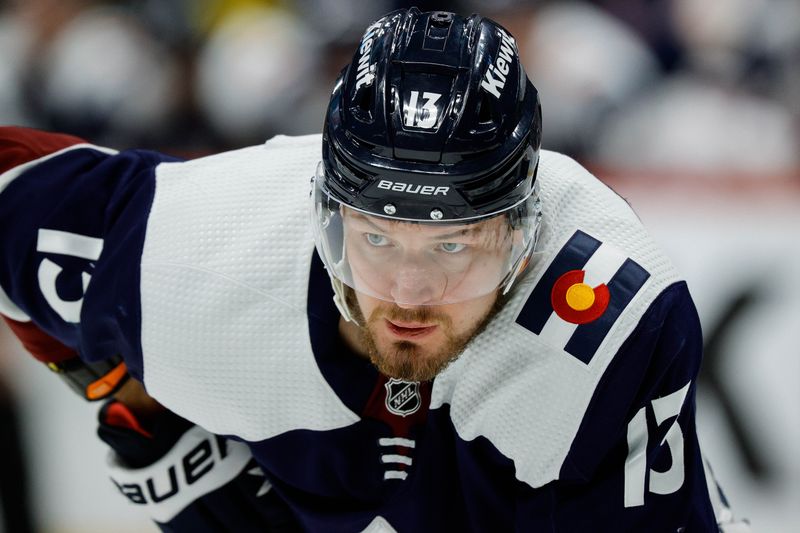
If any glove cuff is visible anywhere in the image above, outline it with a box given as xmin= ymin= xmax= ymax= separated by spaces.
xmin=98 ymin=400 xmax=193 ymax=468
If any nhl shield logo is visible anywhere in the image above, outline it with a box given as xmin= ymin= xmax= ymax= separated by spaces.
xmin=384 ymin=379 xmax=421 ymax=417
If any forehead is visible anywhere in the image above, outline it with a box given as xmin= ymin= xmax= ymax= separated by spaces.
xmin=342 ymin=208 xmax=504 ymax=236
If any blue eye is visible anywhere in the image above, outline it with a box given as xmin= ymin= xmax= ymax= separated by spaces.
xmin=365 ymin=233 xmax=390 ymax=246
xmin=439 ymin=242 xmax=466 ymax=253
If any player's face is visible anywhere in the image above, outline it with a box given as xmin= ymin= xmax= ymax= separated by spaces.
xmin=344 ymin=286 xmax=500 ymax=382
xmin=339 ymin=210 xmax=509 ymax=381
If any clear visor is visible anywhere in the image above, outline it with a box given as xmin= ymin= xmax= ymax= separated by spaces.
xmin=311 ymin=163 xmax=542 ymax=306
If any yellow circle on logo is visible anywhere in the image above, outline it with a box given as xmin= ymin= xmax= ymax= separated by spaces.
xmin=566 ymin=283 xmax=595 ymax=311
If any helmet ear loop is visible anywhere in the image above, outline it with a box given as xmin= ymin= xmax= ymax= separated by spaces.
xmin=331 ymin=275 xmax=360 ymax=326
xmin=312 ymin=180 xmax=362 ymax=326
xmin=329 ymin=228 xmax=362 ymax=326
xmin=501 ymin=194 xmax=542 ymax=296
xmin=501 ymin=237 xmax=534 ymax=296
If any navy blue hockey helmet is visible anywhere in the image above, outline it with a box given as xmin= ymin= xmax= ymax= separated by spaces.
xmin=312 ymin=8 xmax=543 ymax=308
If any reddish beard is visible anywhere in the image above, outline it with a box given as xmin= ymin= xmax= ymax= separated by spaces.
xmin=344 ymin=288 xmax=500 ymax=382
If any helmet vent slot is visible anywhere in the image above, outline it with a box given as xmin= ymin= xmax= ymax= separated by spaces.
xmin=356 ymin=86 xmax=375 ymax=118
xmin=477 ymin=91 xmax=493 ymax=124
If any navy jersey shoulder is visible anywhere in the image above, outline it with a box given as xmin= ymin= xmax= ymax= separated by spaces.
xmin=0 ymin=126 xmax=179 ymax=378
xmin=540 ymin=281 xmax=719 ymax=531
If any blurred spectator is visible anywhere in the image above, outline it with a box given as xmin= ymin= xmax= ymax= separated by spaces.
xmin=0 ymin=13 xmax=34 ymax=125
xmin=591 ymin=75 xmax=799 ymax=174
xmin=291 ymin=0 xmax=393 ymax=45
xmin=671 ymin=0 xmax=800 ymax=122
xmin=588 ymin=0 xmax=684 ymax=71
xmin=30 ymin=6 xmax=180 ymax=147
xmin=194 ymin=5 xmax=321 ymax=145
xmin=522 ymin=1 xmax=660 ymax=156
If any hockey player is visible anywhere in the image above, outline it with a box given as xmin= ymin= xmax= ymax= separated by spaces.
xmin=0 ymin=8 xmax=747 ymax=532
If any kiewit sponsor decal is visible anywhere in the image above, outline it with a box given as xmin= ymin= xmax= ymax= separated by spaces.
xmin=355 ymin=21 xmax=381 ymax=91
xmin=481 ymin=28 xmax=517 ymax=98
xmin=377 ymin=180 xmax=449 ymax=196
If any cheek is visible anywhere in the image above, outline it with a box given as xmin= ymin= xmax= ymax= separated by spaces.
xmin=444 ymin=293 xmax=497 ymax=331
xmin=346 ymin=244 xmax=395 ymax=297
xmin=354 ymin=291 xmax=380 ymax=320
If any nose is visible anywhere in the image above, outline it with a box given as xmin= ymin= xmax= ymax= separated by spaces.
xmin=389 ymin=260 xmax=446 ymax=308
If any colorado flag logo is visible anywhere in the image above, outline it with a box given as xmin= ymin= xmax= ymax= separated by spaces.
xmin=516 ymin=230 xmax=650 ymax=364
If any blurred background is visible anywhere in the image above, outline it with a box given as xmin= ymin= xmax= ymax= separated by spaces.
xmin=0 ymin=0 xmax=797 ymax=531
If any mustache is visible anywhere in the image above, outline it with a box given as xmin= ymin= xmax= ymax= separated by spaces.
xmin=369 ymin=304 xmax=453 ymax=328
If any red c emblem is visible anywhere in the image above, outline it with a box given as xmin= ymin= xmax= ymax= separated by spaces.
xmin=551 ymin=270 xmax=610 ymax=324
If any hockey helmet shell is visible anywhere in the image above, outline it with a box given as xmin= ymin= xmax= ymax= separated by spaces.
xmin=312 ymin=8 xmax=543 ymax=306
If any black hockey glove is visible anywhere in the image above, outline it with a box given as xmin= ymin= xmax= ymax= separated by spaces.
xmin=98 ymin=400 xmax=301 ymax=532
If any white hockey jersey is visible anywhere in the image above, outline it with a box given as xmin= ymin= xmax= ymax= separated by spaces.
xmin=0 ymin=127 xmax=742 ymax=531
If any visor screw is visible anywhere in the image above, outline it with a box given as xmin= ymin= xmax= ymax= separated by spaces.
xmin=383 ymin=203 xmax=397 ymax=215
xmin=430 ymin=208 xmax=444 ymax=220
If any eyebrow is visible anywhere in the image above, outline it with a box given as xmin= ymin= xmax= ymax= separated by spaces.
xmin=349 ymin=212 xmax=482 ymax=240
xmin=431 ymin=227 xmax=474 ymax=240
xmin=350 ymin=212 xmax=390 ymax=234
